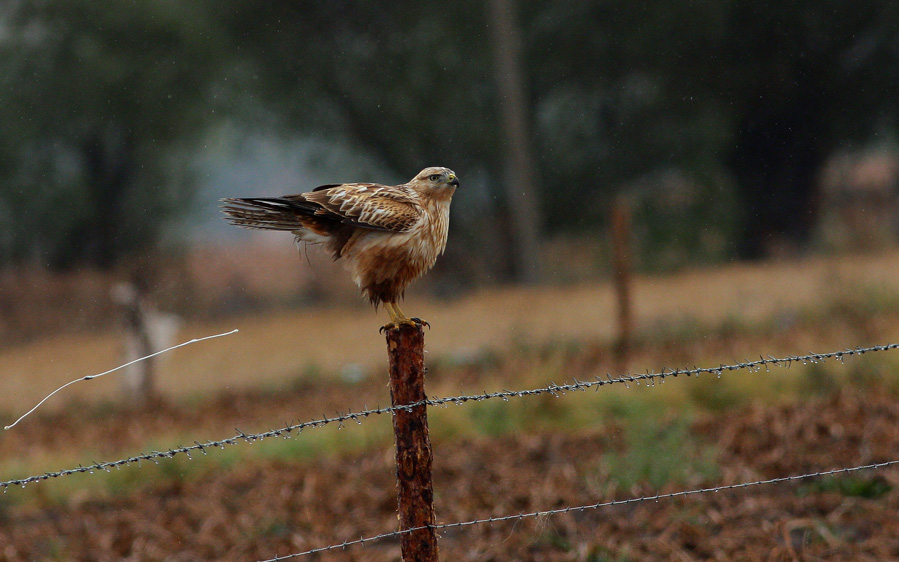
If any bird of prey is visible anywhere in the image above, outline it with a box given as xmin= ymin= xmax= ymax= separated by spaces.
xmin=221 ymin=167 xmax=459 ymax=328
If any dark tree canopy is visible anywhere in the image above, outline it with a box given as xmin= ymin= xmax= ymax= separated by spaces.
xmin=1 ymin=0 xmax=897 ymax=271
xmin=216 ymin=0 xmax=899 ymax=259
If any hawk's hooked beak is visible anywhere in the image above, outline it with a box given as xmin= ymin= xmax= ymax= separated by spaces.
xmin=447 ymin=174 xmax=459 ymax=187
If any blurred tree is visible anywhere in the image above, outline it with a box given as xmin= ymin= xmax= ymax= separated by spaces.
xmin=0 ymin=0 xmax=223 ymax=268
xmin=524 ymin=0 xmax=899 ymax=258
xmin=214 ymin=1 xmax=494 ymax=176
xmin=219 ymin=0 xmax=897 ymax=269
xmin=490 ymin=0 xmax=543 ymax=283
xmin=721 ymin=1 xmax=899 ymax=257
xmin=2 ymin=0 xmax=896 ymax=273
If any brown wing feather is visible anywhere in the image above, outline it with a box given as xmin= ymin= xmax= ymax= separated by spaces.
xmin=221 ymin=183 xmax=422 ymax=236
xmin=303 ymin=183 xmax=423 ymax=232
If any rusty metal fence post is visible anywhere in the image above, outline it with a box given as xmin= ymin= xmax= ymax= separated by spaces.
xmin=611 ymin=197 xmax=633 ymax=372
xmin=385 ymin=323 xmax=439 ymax=561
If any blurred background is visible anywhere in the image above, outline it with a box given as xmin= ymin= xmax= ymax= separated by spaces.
xmin=3 ymin=2 xmax=899 ymax=559
xmin=2 ymin=0 xmax=897 ymax=342
xmin=2 ymin=0 xmax=899 ymax=406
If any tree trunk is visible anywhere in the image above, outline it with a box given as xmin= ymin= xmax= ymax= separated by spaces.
xmin=729 ymin=97 xmax=827 ymax=259
xmin=489 ymin=0 xmax=542 ymax=284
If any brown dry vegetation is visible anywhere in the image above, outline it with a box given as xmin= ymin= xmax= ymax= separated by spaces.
xmin=2 ymin=371 xmax=899 ymax=561
xmin=1 ymin=250 xmax=899 ymax=560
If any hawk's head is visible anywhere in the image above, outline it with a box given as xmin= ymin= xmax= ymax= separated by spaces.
xmin=413 ymin=167 xmax=459 ymax=190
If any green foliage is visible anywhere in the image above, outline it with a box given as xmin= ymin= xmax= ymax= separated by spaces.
xmin=468 ymin=399 xmax=520 ymax=436
xmin=685 ymin=376 xmax=750 ymax=413
xmin=1 ymin=418 xmax=395 ymax=508
xmin=464 ymin=393 xmax=577 ymax=437
xmin=797 ymin=476 xmax=892 ymax=499
xmin=251 ymin=516 xmax=292 ymax=540
xmin=602 ymin=413 xmax=720 ymax=493
xmin=537 ymin=529 xmax=572 ymax=551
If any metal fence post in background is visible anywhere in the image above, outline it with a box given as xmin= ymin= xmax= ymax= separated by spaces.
xmin=385 ymin=322 xmax=439 ymax=562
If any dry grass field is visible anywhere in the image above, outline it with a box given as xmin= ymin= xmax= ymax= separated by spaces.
xmin=1 ymin=249 xmax=899 ymax=560
xmin=2 ymin=249 xmax=898 ymax=412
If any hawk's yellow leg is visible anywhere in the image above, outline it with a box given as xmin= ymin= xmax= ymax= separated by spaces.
xmin=381 ymin=302 xmax=429 ymax=331
xmin=385 ymin=301 xmax=413 ymax=323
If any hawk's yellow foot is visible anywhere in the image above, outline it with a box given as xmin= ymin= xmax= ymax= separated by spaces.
xmin=380 ymin=302 xmax=429 ymax=332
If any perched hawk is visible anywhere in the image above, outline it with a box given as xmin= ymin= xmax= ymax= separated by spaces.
xmin=221 ymin=167 xmax=459 ymax=327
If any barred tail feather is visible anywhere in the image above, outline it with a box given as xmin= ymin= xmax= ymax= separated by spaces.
xmin=220 ymin=197 xmax=314 ymax=231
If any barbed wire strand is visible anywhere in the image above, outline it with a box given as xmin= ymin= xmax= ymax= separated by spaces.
xmin=2 ymin=342 xmax=897 ymax=492
xmin=258 ymin=459 xmax=899 ymax=562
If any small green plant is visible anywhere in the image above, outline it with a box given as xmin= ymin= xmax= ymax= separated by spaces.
xmin=685 ymin=376 xmax=749 ymax=412
xmin=586 ymin=547 xmax=631 ymax=562
xmin=251 ymin=516 xmax=291 ymax=539
xmin=466 ymin=399 xmax=534 ymax=436
xmin=537 ymin=529 xmax=572 ymax=551
xmin=797 ymin=475 xmax=892 ymax=499
xmin=602 ymin=414 xmax=719 ymax=493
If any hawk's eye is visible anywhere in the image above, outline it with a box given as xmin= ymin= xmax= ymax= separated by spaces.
xmin=428 ymin=174 xmax=441 ymax=182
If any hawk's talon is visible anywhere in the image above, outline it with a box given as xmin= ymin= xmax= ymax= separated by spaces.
xmin=380 ymin=317 xmax=429 ymax=333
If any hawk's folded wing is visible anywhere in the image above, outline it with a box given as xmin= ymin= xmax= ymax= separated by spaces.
xmin=301 ymin=183 xmax=423 ymax=232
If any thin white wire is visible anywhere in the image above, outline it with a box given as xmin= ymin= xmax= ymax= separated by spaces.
xmin=4 ymin=329 xmax=238 ymax=430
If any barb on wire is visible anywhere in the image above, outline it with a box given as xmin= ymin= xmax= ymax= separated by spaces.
xmin=2 ymin=342 xmax=897 ymax=492
xmin=0 ymin=404 xmax=398 ymax=491
xmin=257 ymin=459 xmax=899 ymax=561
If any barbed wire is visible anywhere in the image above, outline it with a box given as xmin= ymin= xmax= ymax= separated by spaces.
xmin=2 ymin=342 xmax=897 ymax=492
xmin=257 ymin=458 xmax=899 ymax=561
